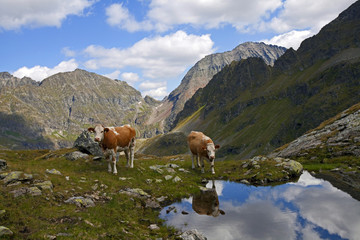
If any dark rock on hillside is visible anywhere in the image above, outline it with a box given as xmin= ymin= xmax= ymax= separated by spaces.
xmin=0 ymin=159 xmax=6 ymax=170
xmin=74 ymin=130 xmax=103 ymax=157
xmin=144 ymin=95 xmax=161 ymax=106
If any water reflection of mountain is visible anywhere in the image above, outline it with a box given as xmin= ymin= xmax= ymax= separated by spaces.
xmin=160 ymin=172 xmax=360 ymax=240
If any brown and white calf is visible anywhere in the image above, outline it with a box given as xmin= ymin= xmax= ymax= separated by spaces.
xmin=88 ymin=124 xmax=136 ymax=174
xmin=187 ymin=131 xmax=220 ymax=174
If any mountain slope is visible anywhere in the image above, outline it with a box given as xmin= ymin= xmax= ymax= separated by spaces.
xmin=271 ymin=102 xmax=360 ymax=159
xmin=171 ymin=0 xmax=360 ymax=160
xmin=0 ymin=69 xmax=158 ymax=149
xmin=146 ymin=42 xmax=286 ymax=131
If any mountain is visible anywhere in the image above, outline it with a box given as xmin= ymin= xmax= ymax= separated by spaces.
xmin=0 ymin=69 xmax=158 ymax=149
xmin=170 ymin=1 xmax=360 ymax=159
xmin=0 ymin=72 xmax=38 ymax=90
xmin=146 ymin=42 xmax=286 ymax=132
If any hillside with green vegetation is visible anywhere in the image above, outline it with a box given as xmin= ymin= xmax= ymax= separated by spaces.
xmin=171 ymin=1 xmax=360 ymax=160
xmin=0 ymin=69 xmax=160 ymax=150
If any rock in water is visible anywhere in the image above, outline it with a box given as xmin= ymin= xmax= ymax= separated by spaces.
xmin=74 ymin=130 xmax=103 ymax=157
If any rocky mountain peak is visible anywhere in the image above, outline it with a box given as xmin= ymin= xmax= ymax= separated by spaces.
xmin=146 ymin=42 xmax=287 ymax=131
xmin=0 ymin=72 xmax=38 ymax=91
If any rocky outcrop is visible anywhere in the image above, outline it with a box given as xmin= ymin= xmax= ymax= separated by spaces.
xmin=0 ymin=72 xmax=38 ymax=91
xmin=74 ymin=130 xmax=103 ymax=157
xmin=147 ymin=42 xmax=286 ymax=131
xmin=271 ymin=103 xmax=360 ymax=158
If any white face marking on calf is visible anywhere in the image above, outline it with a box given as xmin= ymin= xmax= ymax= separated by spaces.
xmin=207 ymin=143 xmax=216 ymax=160
xmin=93 ymin=125 xmax=105 ymax=142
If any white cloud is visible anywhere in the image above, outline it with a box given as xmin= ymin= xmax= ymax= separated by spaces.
xmin=262 ymin=30 xmax=313 ymax=49
xmin=105 ymin=3 xmax=153 ymax=32
xmin=262 ymin=0 xmax=357 ymax=49
xmin=104 ymin=0 xmax=357 ymax=50
xmin=83 ymin=30 xmax=214 ymax=80
xmin=139 ymin=81 xmax=167 ymax=99
xmin=106 ymin=0 xmax=283 ymax=33
xmin=13 ymin=59 xmax=78 ymax=81
xmin=0 ymin=0 xmax=95 ymax=30
xmin=267 ymin=0 xmax=357 ymax=34
xmin=139 ymin=81 xmax=165 ymax=90
xmin=120 ymin=72 xmax=140 ymax=84
xmin=142 ymin=86 xmax=167 ymax=100
xmin=147 ymin=0 xmax=282 ymax=32
xmin=62 ymin=47 xmax=76 ymax=57
xmin=103 ymin=70 xmax=121 ymax=80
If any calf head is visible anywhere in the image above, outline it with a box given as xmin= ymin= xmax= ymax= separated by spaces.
xmin=203 ymin=143 xmax=220 ymax=160
xmin=88 ymin=124 xmax=110 ymax=142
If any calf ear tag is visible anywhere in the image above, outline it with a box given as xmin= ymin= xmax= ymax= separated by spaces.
xmin=88 ymin=127 xmax=95 ymax=132
xmin=104 ymin=128 xmax=110 ymax=133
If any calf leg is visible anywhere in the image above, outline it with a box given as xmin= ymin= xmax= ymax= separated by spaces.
xmin=112 ymin=154 xmax=118 ymax=175
xmin=116 ymin=152 xmax=120 ymax=163
xmin=191 ymin=154 xmax=195 ymax=169
xmin=197 ymin=155 xmax=201 ymax=168
xmin=124 ymin=149 xmax=130 ymax=167
xmin=107 ymin=155 xmax=112 ymax=173
xmin=210 ymin=159 xmax=215 ymax=174
xmin=199 ymin=155 xmax=205 ymax=173
xmin=129 ymin=138 xmax=135 ymax=168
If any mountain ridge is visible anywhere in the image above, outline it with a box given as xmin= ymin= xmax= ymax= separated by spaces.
xmin=146 ymin=42 xmax=286 ymax=132
xmin=169 ymin=0 xmax=360 ymax=159
xmin=0 ymin=69 xmax=158 ymax=149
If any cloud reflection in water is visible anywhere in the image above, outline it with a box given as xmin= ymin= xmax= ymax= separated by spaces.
xmin=160 ymin=172 xmax=360 ymax=240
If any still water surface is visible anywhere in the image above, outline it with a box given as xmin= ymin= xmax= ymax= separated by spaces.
xmin=160 ymin=172 xmax=360 ymax=240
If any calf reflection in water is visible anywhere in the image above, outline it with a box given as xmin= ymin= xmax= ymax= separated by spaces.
xmin=192 ymin=180 xmax=225 ymax=217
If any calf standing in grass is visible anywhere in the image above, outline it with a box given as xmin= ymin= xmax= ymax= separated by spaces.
xmin=88 ymin=124 xmax=136 ymax=174
xmin=187 ymin=131 xmax=220 ymax=174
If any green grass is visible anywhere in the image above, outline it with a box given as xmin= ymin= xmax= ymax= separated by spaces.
xmin=0 ymin=148 xmax=304 ymax=239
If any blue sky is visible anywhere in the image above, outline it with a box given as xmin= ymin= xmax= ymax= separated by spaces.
xmin=0 ymin=0 xmax=357 ymax=99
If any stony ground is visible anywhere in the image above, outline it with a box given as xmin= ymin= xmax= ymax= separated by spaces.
xmin=0 ymin=148 xmax=302 ymax=239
